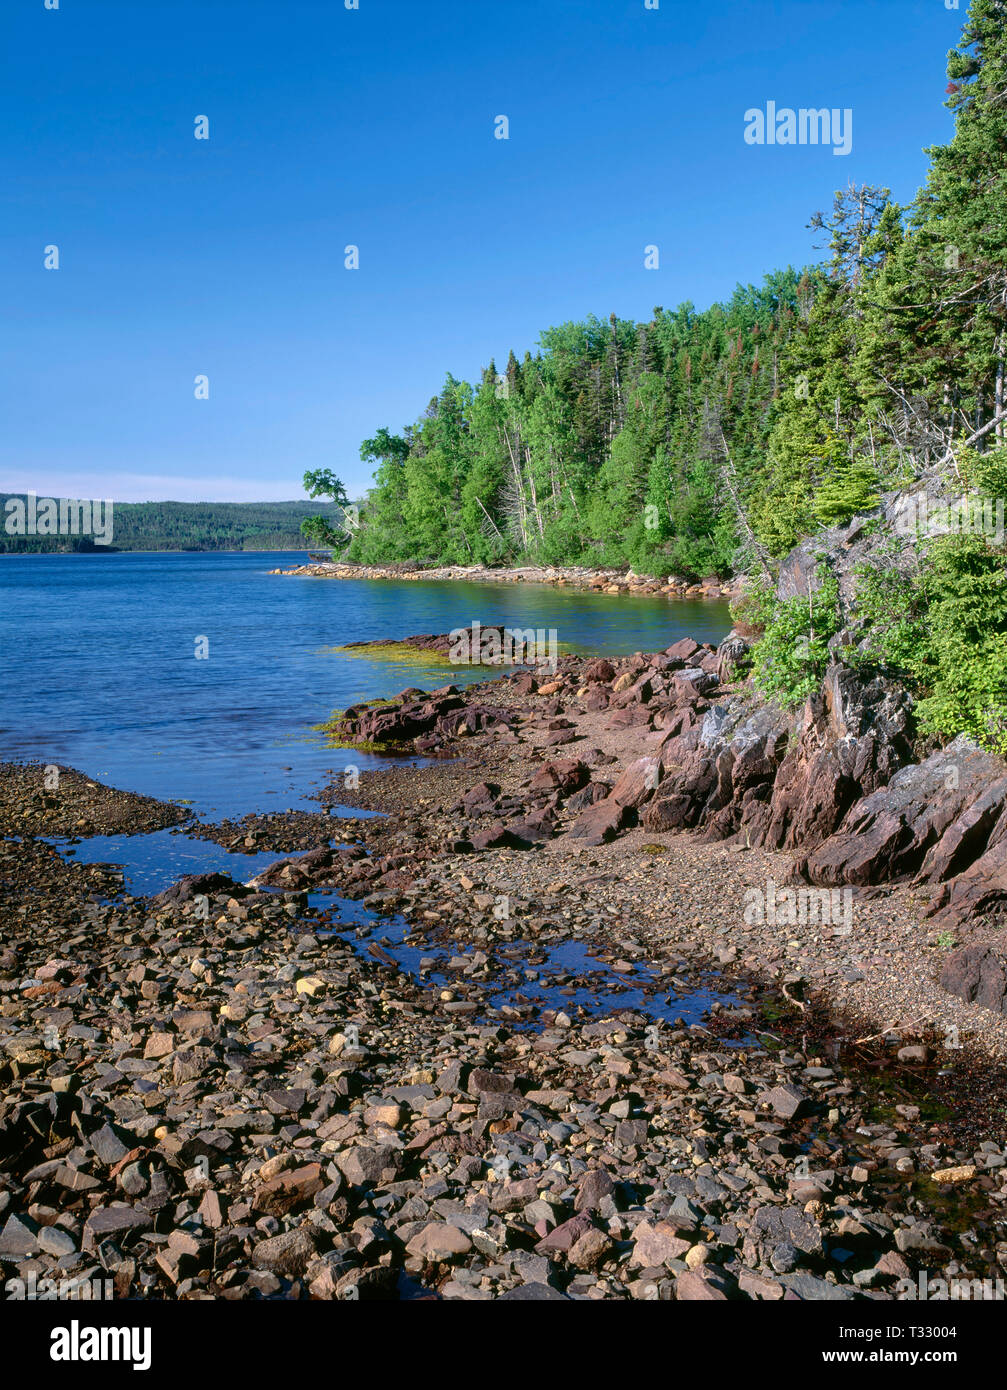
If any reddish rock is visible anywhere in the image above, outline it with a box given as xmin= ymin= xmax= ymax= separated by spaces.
xmin=939 ymin=945 xmax=1007 ymax=1014
xmin=674 ymin=1269 xmax=732 ymax=1300
xmin=535 ymin=1211 xmax=595 ymax=1255
xmin=802 ymin=741 xmax=1000 ymax=887
xmin=460 ymin=781 xmax=501 ymax=816
xmin=609 ymin=756 xmax=663 ymax=808
xmin=665 ymin=638 xmax=702 ymax=662
xmin=471 ymin=822 xmax=534 ymax=851
xmin=583 ymin=658 xmax=616 ymax=683
xmin=631 ymin=1219 xmax=692 ymax=1267
xmin=406 ymin=1223 xmax=472 ymax=1261
xmin=564 ymin=797 xmax=633 ymax=845
xmin=528 ymin=759 xmax=589 ymax=796
xmin=253 ymin=1162 xmax=324 ymax=1217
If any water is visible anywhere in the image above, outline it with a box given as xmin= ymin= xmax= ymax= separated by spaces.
xmin=0 ymin=551 xmax=731 ymax=822
xmin=1 ymin=551 xmax=735 ymax=1034
xmin=44 ymin=828 xmax=298 ymax=898
xmin=305 ymin=893 xmax=747 ymax=1035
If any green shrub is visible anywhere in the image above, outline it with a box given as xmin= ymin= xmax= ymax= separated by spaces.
xmin=855 ymin=534 xmax=1007 ymax=755
xmin=749 ymin=563 xmax=842 ymax=707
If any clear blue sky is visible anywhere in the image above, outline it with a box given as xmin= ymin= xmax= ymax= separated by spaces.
xmin=1 ymin=0 xmax=966 ymax=502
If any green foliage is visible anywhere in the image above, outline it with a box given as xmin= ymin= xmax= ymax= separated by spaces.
xmin=0 ymin=497 xmax=324 ymax=553
xmin=854 ymin=534 xmax=1007 ymax=754
xmin=961 ymin=443 xmax=1007 ymax=499
xmin=327 ymin=0 xmax=1007 ymax=766
xmin=345 ymin=276 xmax=808 ymax=578
xmin=300 ymin=469 xmax=352 ymax=549
xmin=813 ymin=456 xmax=881 ymax=528
xmin=750 ymin=566 xmax=842 ymax=706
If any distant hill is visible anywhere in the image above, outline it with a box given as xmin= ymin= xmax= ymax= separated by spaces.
xmin=0 ymin=497 xmax=324 ymax=553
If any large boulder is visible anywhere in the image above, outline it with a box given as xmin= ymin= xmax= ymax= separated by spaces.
xmin=939 ymin=945 xmax=1007 ymax=1015
xmin=564 ymin=797 xmax=634 ymax=846
xmin=799 ymin=739 xmax=1001 ymax=888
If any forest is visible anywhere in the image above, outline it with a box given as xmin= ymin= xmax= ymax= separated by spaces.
xmin=0 ymin=499 xmax=319 ymax=554
xmin=341 ymin=1 xmax=1007 ymax=591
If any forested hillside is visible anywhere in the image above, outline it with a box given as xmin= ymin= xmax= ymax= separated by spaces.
xmin=0 ymin=499 xmax=319 ymax=554
xmin=345 ymin=0 xmax=1007 ymax=588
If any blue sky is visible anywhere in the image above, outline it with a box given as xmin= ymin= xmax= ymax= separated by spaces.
xmin=1 ymin=0 xmax=967 ymax=502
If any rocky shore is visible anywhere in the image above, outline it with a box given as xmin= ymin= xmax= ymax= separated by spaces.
xmin=4 ymin=630 xmax=1007 ymax=1303
xmin=268 ymin=559 xmax=739 ymax=600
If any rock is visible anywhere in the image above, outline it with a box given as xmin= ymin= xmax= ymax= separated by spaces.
xmin=467 ymin=1068 xmax=518 ymax=1095
xmin=536 ymin=1211 xmax=595 ymax=1255
xmin=250 ymin=1227 xmax=318 ymax=1277
xmin=574 ymin=1168 xmax=616 ymax=1213
xmin=471 ymin=823 xmax=534 ymax=852
xmin=406 ymin=1223 xmax=473 ymax=1261
xmin=932 ymin=1165 xmax=977 ymax=1185
xmin=609 ymin=756 xmax=663 ymax=809
xmin=583 ymin=659 xmax=616 ymax=683
xmin=564 ymin=797 xmax=633 ymax=846
xmin=762 ymin=1084 xmax=808 ymax=1119
xmin=716 ymin=632 xmax=751 ymax=683
xmin=939 ymin=945 xmax=1007 ymax=1015
xmin=568 ymin=1226 xmax=614 ymax=1270
xmin=82 ymin=1206 xmax=152 ymax=1251
xmin=528 ymin=760 xmax=589 ymax=796
xmin=253 ymin=1162 xmax=324 ymax=1217
xmin=89 ymin=1122 xmax=131 ymax=1166
xmin=335 ymin=1145 xmax=404 ymax=1187
xmin=666 ymin=638 xmax=702 ymax=662
xmin=37 ymin=1226 xmax=77 ymax=1257
xmin=782 ymin=1273 xmax=856 ymax=1300
xmin=674 ymin=1268 xmax=732 ymax=1300
xmin=0 ymin=1211 xmax=40 ymax=1259
xmin=496 ymin=1282 xmax=570 ymax=1301
xmin=150 ymin=872 xmax=248 ymax=908
xmin=743 ymin=1206 xmax=823 ymax=1269
xmin=803 ymin=737 xmax=997 ymax=888
xmin=631 ymin=1220 xmax=692 ymax=1267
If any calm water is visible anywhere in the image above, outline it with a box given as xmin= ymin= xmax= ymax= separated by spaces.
xmin=0 ymin=551 xmax=730 ymax=822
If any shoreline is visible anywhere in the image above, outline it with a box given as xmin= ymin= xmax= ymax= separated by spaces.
xmin=4 ymin=633 xmax=1007 ymax=1301
xmin=268 ymin=559 xmax=742 ymax=600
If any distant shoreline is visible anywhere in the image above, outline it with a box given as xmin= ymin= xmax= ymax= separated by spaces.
xmin=0 ymin=546 xmax=312 ymax=558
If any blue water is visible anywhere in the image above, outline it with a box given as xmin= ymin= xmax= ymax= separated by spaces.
xmin=0 ymin=551 xmax=731 ymax=821
xmin=44 ymin=829 xmax=300 ymax=898
xmin=305 ymin=893 xmax=747 ymax=1035
xmin=1 ymin=551 xmax=737 ymax=1036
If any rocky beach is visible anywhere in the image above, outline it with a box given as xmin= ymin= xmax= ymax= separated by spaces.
xmin=4 ymin=621 xmax=1007 ymax=1304
xmin=268 ymin=559 xmax=741 ymax=601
